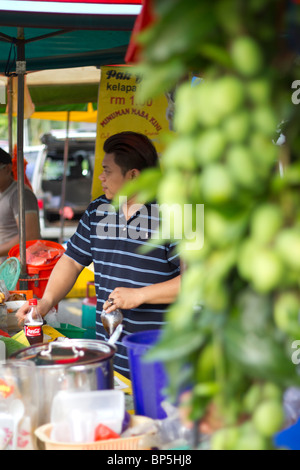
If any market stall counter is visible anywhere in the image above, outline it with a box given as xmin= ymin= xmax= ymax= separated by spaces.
xmin=0 ymin=280 xmax=193 ymax=450
xmin=0 ymin=320 xmax=155 ymax=450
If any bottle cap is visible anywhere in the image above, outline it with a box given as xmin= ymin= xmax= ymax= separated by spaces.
xmin=28 ymin=299 xmax=38 ymax=306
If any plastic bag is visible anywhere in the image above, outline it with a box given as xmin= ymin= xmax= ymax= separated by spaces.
xmin=121 ymin=401 xmax=194 ymax=449
xmin=0 ymin=281 xmax=10 ymax=301
xmin=0 ymin=305 xmax=7 ymax=334
xmin=44 ymin=308 xmax=60 ymax=329
xmin=283 ymin=387 xmax=300 ymax=428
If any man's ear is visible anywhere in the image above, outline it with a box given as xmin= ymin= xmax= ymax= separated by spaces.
xmin=131 ymin=169 xmax=140 ymax=179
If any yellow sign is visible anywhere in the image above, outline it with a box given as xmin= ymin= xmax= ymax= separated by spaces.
xmin=92 ymin=66 xmax=173 ymax=200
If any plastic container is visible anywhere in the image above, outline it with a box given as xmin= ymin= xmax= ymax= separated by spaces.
xmin=35 ymin=415 xmax=153 ymax=451
xmin=50 ymin=389 xmax=125 ymax=442
xmin=82 ymin=282 xmax=97 ymax=339
xmin=8 ymin=240 xmax=65 ymax=298
xmin=122 ymin=330 xmax=168 ymax=420
xmin=0 ymin=257 xmax=20 ymax=290
xmin=55 ymin=323 xmax=87 ymax=339
xmin=6 ymin=300 xmax=26 ymax=335
xmin=0 ymin=340 xmax=5 ymax=363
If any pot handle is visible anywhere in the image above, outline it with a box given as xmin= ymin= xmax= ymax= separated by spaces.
xmin=39 ymin=342 xmax=85 ymax=360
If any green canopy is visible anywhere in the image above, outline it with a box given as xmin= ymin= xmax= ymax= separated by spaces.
xmin=0 ymin=2 xmax=141 ymax=110
xmin=0 ymin=26 xmax=132 ymax=73
xmin=0 ymin=2 xmax=140 ymax=73
xmin=0 ymin=66 xmax=101 ymax=113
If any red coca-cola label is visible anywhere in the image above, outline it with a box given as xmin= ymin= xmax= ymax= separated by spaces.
xmin=25 ymin=325 xmax=42 ymax=337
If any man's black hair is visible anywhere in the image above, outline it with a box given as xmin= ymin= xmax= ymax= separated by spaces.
xmin=103 ymin=131 xmax=158 ymax=175
xmin=0 ymin=148 xmax=12 ymax=165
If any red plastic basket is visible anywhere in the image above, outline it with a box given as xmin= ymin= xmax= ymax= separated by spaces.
xmin=8 ymin=240 xmax=65 ymax=298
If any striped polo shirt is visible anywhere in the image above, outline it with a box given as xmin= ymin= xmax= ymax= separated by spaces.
xmin=65 ymin=194 xmax=180 ymax=378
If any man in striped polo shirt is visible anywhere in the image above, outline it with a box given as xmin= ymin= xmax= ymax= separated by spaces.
xmin=17 ymin=131 xmax=181 ymax=378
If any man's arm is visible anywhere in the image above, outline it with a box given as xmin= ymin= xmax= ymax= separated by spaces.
xmin=0 ymin=233 xmax=19 ymax=257
xmin=139 ymin=275 xmax=181 ymax=305
xmin=16 ymin=254 xmax=84 ymax=323
xmin=0 ymin=212 xmax=40 ymax=257
xmin=103 ymin=275 xmax=181 ymax=313
xmin=20 ymin=211 xmax=41 ymax=241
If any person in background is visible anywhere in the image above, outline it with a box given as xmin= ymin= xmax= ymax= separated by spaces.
xmin=17 ymin=131 xmax=181 ymax=378
xmin=0 ymin=148 xmax=40 ymax=264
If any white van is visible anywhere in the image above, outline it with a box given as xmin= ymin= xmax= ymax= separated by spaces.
xmin=31 ymin=130 xmax=96 ymax=241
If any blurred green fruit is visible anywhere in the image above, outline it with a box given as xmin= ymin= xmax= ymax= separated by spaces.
xmin=203 ymin=279 xmax=229 ymax=311
xmin=223 ymin=110 xmax=251 ymax=143
xmin=157 ymin=171 xmax=188 ymax=205
xmin=205 ymin=209 xmax=246 ymax=247
xmin=211 ymin=76 xmax=245 ymax=118
xmin=231 ymin=36 xmax=263 ymax=77
xmin=252 ymin=106 xmax=278 ymax=136
xmin=206 ymin=248 xmax=237 ymax=280
xmin=205 ymin=210 xmax=232 ymax=246
xmin=196 ymin=129 xmax=227 ymax=165
xmin=162 ymin=137 xmax=197 ymax=171
xmin=235 ymin=430 xmax=268 ymax=450
xmin=173 ymin=83 xmax=199 ymax=133
xmin=275 ymin=229 xmax=300 ymax=270
xmin=179 ymin=236 xmax=210 ymax=264
xmin=227 ymin=145 xmax=257 ymax=188
xmin=250 ymin=249 xmax=283 ymax=293
xmin=274 ymin=291 xmax=300 ymax=334
xmin=262 ymin=383 xmax=282 ymax=402
xmin=211 ymin=427 xmax=239 ymax=450
xmin=201 ymin=164 xmax=235 ymax=204
xmin=196 ymin=342 xmax=215 ymax=382
xmin=247 ymin=77 xmax=272 ymax=104
xmin=195 ymin=81 xmax=223 ymax=127
xmin=250 ymin=133 xmax=279 ymax=170
xmin=243 ymin=384 xmax=262 ymax=414
xmin=252 ymin=400 xmax=284 ymax=437
xmin=187 ymin=173 xmax=202 ymax=203
xmin=238 ymin=239 xmax=261 ymax=280
xmin=159 ymin=203 xmax=185 ymax=241
xmin=251 ymin=204 xmax=283 ymax=245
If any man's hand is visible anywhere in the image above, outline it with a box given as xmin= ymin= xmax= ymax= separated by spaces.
xmin=16 ymin=301 xmax=31 ymax=325
xmin=16 ymin=298 xmax=52 ymax=325
xmin=103 ymin=276 xmax=181 ymax=313
xmin=103 ymin=287 xmax=144 ymax=313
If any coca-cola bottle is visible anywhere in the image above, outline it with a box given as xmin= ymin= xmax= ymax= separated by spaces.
xmin=24 ymin=299 xmax=44 ymax=345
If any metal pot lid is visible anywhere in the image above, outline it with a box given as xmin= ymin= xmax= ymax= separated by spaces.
xmin=11 ymin=339 xmax=115 ymax=367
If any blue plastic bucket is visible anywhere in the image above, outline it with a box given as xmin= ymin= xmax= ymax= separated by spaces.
xmin=123 ymin=330 xmax=168 ymax=420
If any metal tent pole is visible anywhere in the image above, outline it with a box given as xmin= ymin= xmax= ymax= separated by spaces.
xmin=16 ymin=28 xmax=27 ymax=288
xmin=59 ymin=111 xmax=70 ymax=245
xmin=7 ymin=76 xmax=13 ymax=158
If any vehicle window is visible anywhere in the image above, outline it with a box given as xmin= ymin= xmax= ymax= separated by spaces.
xmin=42 ymin=151 xmax=93 ymax=181
xmin=24 ymin=149 xmax=40 ymax=182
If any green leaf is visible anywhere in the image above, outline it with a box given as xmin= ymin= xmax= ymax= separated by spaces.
xmin=112 ymin=167 xmax=162 ymax=208
xmin=197 ymin=43 xmax=233 ymax=69
xmin=225 ymin=324 xmax=300 ymax=387
xmin=194 ymin=381 xmax=221 ymax=397
xmin=145 ymin=329 xmax=206 ymax=362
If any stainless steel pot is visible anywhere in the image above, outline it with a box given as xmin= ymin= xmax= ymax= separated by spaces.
xmin=11 ymin=339 xmax=116 ymax=425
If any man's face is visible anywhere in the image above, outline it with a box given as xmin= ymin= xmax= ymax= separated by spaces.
xmin=98 ymin=153 xmax=137 ymax=200
xmin=0 ymin=163 xmax=12 ymax=192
